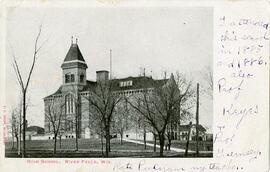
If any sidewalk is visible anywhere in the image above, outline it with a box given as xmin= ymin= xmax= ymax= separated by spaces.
xmin=122 ymin=138 xmax=193 ymax=153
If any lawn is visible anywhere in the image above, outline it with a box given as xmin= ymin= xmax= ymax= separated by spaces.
xmin=5 ymin=138 xmax=155 ymax=150
xmin=5 ymin=138 xmax=164 ymax=158
xmin=5 ymin=138 xmax=212 ymax=158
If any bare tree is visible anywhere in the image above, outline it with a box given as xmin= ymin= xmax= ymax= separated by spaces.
xmin=91 ymin=107 xmax=105 ymax=155
xmin=82 ymin=92 xmax=106 ymax=156
xmin=113 ymin=98 xmax=132 ymax=145
xmin=45 ymin=98 xmax=65 ymax=154
xmin=85 ymin=80 xmax=121 ymax=157
xmin=113 ymin=106 xmax=126 ymax=145
xmin=9 ymin=108 xmax=20 ymax=150
xmin=128 ymin=73 xmax=195 ymax=157
xmin=165 ymin=72 xmax=195 ymax=151
xmin=127 ymin=87 xmax=166 ymax=156
xmin=11 ymin=25 xmax=47 ymax=157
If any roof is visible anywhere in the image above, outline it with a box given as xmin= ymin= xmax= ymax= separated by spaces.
xmin=179 ymin=124 xmax=206 ymax=132
xmin=61 ymin=43 xmax=88 ymax=69
xmin=44 ymin=76 xmax=170 ymax=98
xmin=81 ymin=80 xmax=97 ymax=92
xmin=63 ymin=43 xmax=85 ymax=62
xmin=26 ymin=126 xmax=45 ymax=134
xmin=44 ymin=86 xmax=63 ymax=99
xmin=111 ymin=76 xmax=168 ymax=91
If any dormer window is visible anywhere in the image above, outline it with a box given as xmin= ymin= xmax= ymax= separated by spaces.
xmin=65 ymin=74 xmax=75 ymax=83
xmin=120 ymin=80 xmax=133 ymax=87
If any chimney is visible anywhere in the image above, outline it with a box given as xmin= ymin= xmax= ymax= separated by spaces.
xmin=96 ymin=70 xmax=109 ymax=82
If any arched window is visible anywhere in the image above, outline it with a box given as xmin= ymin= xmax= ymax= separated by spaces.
xmin=65 ymin=94 xmax=75 ymax=114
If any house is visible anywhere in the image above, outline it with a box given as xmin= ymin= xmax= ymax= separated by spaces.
xmin=179 ymin=124 xmax=207 ymax=141
xmin=25 ymin=126 xmax=45 ymax=140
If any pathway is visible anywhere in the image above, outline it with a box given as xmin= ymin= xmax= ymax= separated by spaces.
xmin=122 ymin=138 xmax=194 ymax=153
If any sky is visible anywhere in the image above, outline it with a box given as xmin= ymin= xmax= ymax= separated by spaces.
xmin=5 ymin=6 xmax=213 ymax=132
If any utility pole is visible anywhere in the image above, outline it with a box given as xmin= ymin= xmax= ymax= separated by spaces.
xmin=196 ymin=83 xmax=199 ymax=156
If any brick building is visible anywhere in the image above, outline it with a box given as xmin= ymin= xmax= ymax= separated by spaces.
xmin=44 ymin=41 xmax=180 ymax=140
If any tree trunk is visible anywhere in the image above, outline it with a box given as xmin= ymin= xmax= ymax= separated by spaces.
xmin=120 ymin=132 xmax=123 ymax=145
xmin=12 ymin=133 xmax=14 ymax=149
xmin=109 ymin=137 xmax=111 ymax=152
xmin=22 ymin=92 xmax=26 ymax=158
xmin=101 ymin=133 xmax=104 ymax=156
xmin=158 ymin=133 xmax=165 ymax=157
xmin=105 ymin=127 xmax=110 ymax=157
xmin=185 ymin=123 xmax=191 ymax=157
xmin=168 ymin=123 xmax=173 ymax=151
xmin=168 ymin=136 xmax=171 ymax=151
xmin=18 ymin=110 xmax=21 ymax=156
xmin=143 ymin=130 xmax=146 ymax=149
xmin=153 ymin=134 xmax=157 ymax=152
xmin=59 ymin=136 xmax=62 ymax=149
xmin=15 ymin=136 xmax=19 ymax=149
xmin=53 ymin=134 xmax=57 ymax=154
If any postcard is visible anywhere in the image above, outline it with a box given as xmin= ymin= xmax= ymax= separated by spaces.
xmin=0 ymin=0 xmax=269 ymax=172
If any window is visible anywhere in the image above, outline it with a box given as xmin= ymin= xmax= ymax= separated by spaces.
xmin=119 ymin=80 xmax=133 ymax=87
xmin=70 ymin=74 xmax=75 ymax=82
xmin=65 ymin=74 xmax=70 ymax=83
xmin=80 ymin=75 xmax=84 ymax=83
xmin=65 ymin=94 xmax=75 ymax=114
xmin=65 ymin=74 xmax=75 ymax=83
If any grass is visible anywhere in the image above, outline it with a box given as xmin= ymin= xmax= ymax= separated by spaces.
xmin=5 ymin=138 xmax=157 ymax=151
xmin=5 ymin=138 xmax=162 ymax=158
xmin=5 ymin=138 xmax=212 ymax=158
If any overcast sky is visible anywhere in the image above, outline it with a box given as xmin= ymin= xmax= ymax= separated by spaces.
xmin=5 ymin=6 xmax=213 ymax=132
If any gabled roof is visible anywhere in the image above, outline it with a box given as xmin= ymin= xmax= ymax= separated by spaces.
xmin=26 ymin=126 xmax=45 ymax=134
xmin=179 ymin=124 xmax=206 ymax=132
xmin=63 ymin=43 xmax=85 ymax=62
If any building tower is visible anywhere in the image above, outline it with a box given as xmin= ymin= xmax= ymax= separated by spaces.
xmin=60 ymin=38 xmax=88 ymax=138
xmin=61 ymin=38 xmax=88 ymax=92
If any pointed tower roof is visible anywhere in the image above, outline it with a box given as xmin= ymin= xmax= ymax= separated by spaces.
xmin=63 ymin=43 xmax=85 ymax=62
xmin=61 ymin=39 xmax=88 ymax=69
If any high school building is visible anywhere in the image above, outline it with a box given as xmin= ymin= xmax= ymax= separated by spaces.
xmin=43 ymin=41 xmax=206 ymax=140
